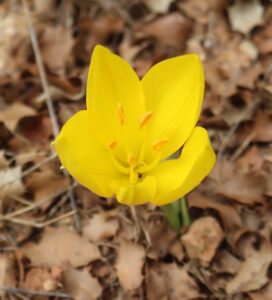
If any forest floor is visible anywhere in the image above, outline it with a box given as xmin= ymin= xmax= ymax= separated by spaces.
xmin=0 ymin=0 xmax=272 ymax=299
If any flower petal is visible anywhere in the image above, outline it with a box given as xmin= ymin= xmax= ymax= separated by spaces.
xmin=115 ymin=176 xmax=157 ymax=205
xmin=55 ymin=110 xmax=122 ymax=197
xmin=142 ymin=54 xmax=204 ymax=161
xmin=87 ymin=45 xmax=145 ymax=160
xmin=147 ymin=127 xmax=216 ymax=205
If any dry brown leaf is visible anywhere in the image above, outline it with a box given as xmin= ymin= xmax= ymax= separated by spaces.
xmin=182 ymin=217 xmax=224 ymax=267
xmin=116 ymin=239 xmax=145 ymax=291
xmin=147 ymin=217 xmax=176 ymax=259
xmin=0 ymin=151 xmax=9 ymax=169
xmin=0 ymin=166 xmax=25 ymax=201
xmin=253 ymin=23 xmax=272 ymax=54
xmin=218 ymin=173 xmax=265 ymax=205
xmin=82 ymin=212 xmax=119 ymax=242
xmin=0 ymin=12 xmax=29 ymax=78
xmin=226 ymin=236 xmax=272 ymax=294
xmin=18 ymin=115 xmax=53 ymax=148
xmin=22 ymin=227 xmax=100 ymax=268
xmin=249 ymin=282 xmax=272 ymax=300
xmin=212 ymin=250 xmax=241 ymax=275
xmin=147 ymin=263 xmax=199 ymax=300
xmin=188 ymin=192 xmax=242 ymax=232
xmin=141 ymin=13 xmax=192 ymax=48
xmin=26 ymin=170 xmax=70 ymax=206
xmin=40 ymin=25 xmax=74 ymax=74
xmin=0 ymin=102 xmax=36 ymax=132
xmin=20 ymin=268 xmax=58 ymax=291
xmin=228 ymin=0 xmax=264 ymax=34
xmin=252 ymin=111 xmax=272 ymax=142
xmin=0 ymin=254 xmax=15 ymax=297
xmin=144 ymin=0 xmax=172 ymax=13
xmin=63 ymin=268 xmax=102 ymax=300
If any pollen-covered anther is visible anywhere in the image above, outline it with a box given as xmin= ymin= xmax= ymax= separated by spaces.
xmin=107 ymin=139 xmax=117 ymax=149
xmin=127 ymin=152 xmax=136 ymax=166
xmin=139 ymin=111 xmax=153 ymax=129
xmin=153 ymin=138 xmax=168 ymax=151
xmin=116 ymin=102 xmax=125 ymax=125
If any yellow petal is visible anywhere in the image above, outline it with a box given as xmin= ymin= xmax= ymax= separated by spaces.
xmin=142 ymin=54 xmax=204 ymax=161
xmin=115 ymin=176 xmax=157 ymax=205
xmin=87 ymin=45 xmax=145 ymax=159
xmin=55 ymin=110 xmax=122 ymax=197
xmin=148 ymin=127 xmax=216 ymax=205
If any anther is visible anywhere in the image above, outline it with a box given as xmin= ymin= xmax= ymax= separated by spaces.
xmin=127 ymin=152 xmax=136 ymax=166
xmin=60 ymin=165 xmax=65 ymax=170
xmin=107 ymin=139 xmax=117 ymax=149
xmin=153 ymin=138 xmax=168 ymax=151
xmin=116 ymin=102 xmax=125 ymax=126
xmin=139 ymin=111 xmax=153 ymax=129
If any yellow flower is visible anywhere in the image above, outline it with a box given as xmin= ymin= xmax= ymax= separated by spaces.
xmin=54 ymin=45 xmax=216 ymax=206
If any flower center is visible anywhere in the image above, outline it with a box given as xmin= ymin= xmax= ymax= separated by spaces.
xmin=107 ymin=106 xmax=168 ymax=183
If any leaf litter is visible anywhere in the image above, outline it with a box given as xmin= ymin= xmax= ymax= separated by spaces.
xmin=0 ymin=0 xmax=272 ymax=299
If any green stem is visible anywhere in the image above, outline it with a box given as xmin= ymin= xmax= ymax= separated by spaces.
xmin=180 ymin=197 xmax=191 ymax=226
xmin=161 ymin=202 xmax=181 ymax=233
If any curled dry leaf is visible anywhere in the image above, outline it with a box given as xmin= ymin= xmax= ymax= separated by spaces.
xmin=144 ymin=0 xmax=172 ymax=13
xmin=82 ymin=212 xmax=119 ymax=242
xmin=141 ymin=13 xmax=192 ymax=48
xmin=0 ymin=166 xmax=25 ymax=201
xmin=0 ymin=102 xmax=36 ymax=132
xmin=63 ymin=268 xmax=102 ymax=300
xmin=116 ymin=239 xmax=145 ymax=291
xmin=218 ymin=173 xmax=265 ymax=205
xmin=26 ymin=170 xmax=70 ymax=208
xmin=0 ymin=12 xmax=29 ymax=78
xmin=226 ymin=236 xmax=272 ymax=294
xmin=188 ymin=191 xmax=242 ymax=232
xmin=40 ymin=25 xmax=74 ymax=74
xmin=228 ymin=0 xmax=264 ymax=34
xmin=20 ymin=268 xmax=58 ymax=291
xmin=0 ymin=254 xmax=16 ymax=297
xmin=249 ymin=281 xmax=272 ymax=300
xmin=182 ymin=217 xmax=224 ymax=267
xmin=22 ymin=227 xmax=100 ymax=268
xmin=146 ymin=263 xmax=199 ymax=300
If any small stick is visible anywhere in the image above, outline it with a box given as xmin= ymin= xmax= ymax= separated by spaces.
xmin=21 ymin=0 xmax=80 ymax=230
xmin=0 ymin=286 xmax=71 ymax=298
xmin=5 ymin=210 xmax=76 ymax=228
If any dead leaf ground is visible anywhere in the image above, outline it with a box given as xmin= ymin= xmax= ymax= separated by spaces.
xmin=0 ymin=0 xmax=272 ymax=299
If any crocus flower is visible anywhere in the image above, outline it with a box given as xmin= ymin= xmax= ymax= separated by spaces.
xmin=54 ymin=45 xmax=216 ymax=205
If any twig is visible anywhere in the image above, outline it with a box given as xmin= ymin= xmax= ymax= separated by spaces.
xmin=21 ymin=0 xmax=59 ymax=137
xmin=0 ymin=286 xmax=71 ymax=298
xmin=0 ymin=153 xmax=56 ymax=190
xmin=21 ymin=0 xmax=80 ymax=230
xmin=0 ymin=183 xmax=76 ymax=221
xmin=6 ymin=210 xmax=76 ymax=228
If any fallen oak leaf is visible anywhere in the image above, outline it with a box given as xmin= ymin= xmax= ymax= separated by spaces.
xmin=228 ymin=0 xmax=264 ymax=34
xmin=63 ymin=268 xmax=102 ymax=300
xmin=0 ymin=102 xmax=36 ymax=132
xmin=147 ymin=263 xmax=199 ymax=300
xmin=181 ymin=216 xmax=224 ymax=267
xmin=82 ymin=212 xmax=119 ymax=242
xmin=116 ymin=239 xmax=145 ymax=291
xmin=22 ymin=227 xmax=100 ymax=268
xmin=226 ymin=236 xmax=272 ymax=294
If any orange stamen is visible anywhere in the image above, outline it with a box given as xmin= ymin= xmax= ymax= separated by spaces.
xmin=127 ymin=152 xmax=136 ymax=166
xmin=116 ymin=102 xmax=125 ymax=125
xmin=139 ymin=111 xmax=153 ymax=129
xmin=107 ymin=140 xmax=117 ymax=149
xmin=153 ymin=138 xmax=168 ymax=151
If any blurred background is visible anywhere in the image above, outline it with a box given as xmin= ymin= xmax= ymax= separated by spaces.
xmin=0 ymin=0 xmax=272 ymax=299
